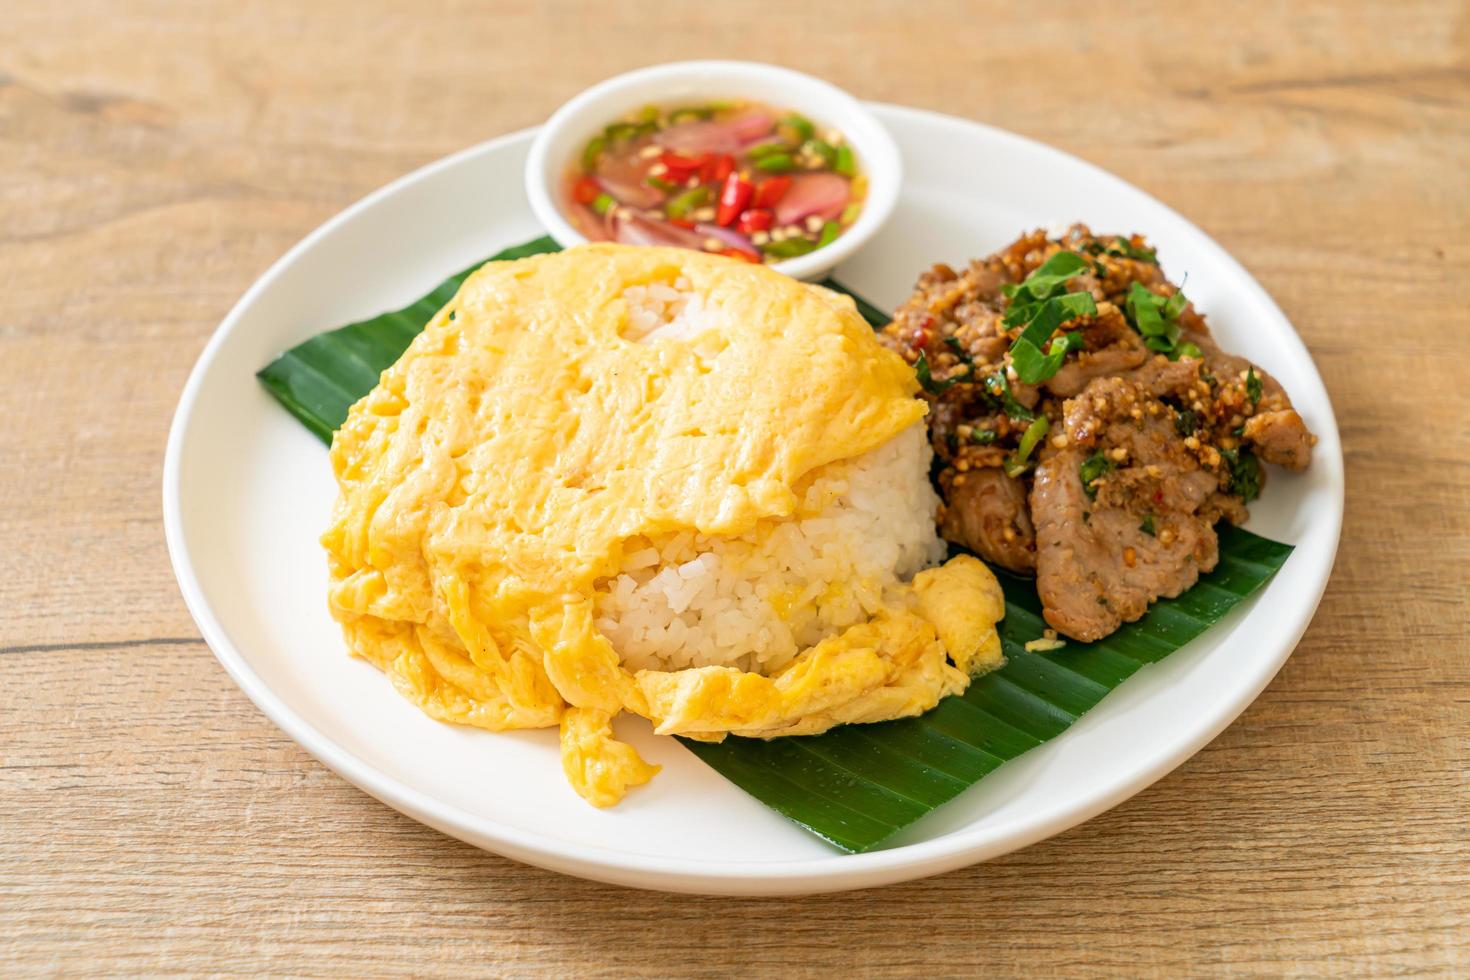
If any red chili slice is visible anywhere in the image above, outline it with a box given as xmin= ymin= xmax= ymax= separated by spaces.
xmin=660 ymin=150 xmax=708 ymax=178
xmin=716 ymin=172 xmax=754 ymax=227
xmin=572 ymin=176 xmax=601 ymax=205
xmin=720 ymin=247 xmax=759 ymax=263
xmin=752 ymin=175 xmax=793 ymax=209
xmin=735 ymin=208 xmax=773 ymax=233
xmin=709 ymin=154 xmax=736 ymax=184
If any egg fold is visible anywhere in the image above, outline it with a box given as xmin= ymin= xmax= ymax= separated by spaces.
xmin=324 ymin=245 xmax=1004 ymax=806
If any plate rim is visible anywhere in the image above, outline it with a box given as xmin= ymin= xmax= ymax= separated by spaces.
xmin=163 ymin=103 xmax=1344 ymax=895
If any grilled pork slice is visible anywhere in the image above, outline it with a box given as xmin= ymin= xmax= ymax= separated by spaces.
xmin=1180 ymin=316 xmax=1315 ymax=471
xmin=939 ymin=467 xmax=1036 ymax=573
xmin=1042 ymin=302 xmax=1150 ymax=398
xmin=1032 ymin=374 xmax=1222 ymax=641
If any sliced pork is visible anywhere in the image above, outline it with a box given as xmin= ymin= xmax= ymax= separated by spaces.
xmin=880 ymin=224 xmax=1318 ymax=641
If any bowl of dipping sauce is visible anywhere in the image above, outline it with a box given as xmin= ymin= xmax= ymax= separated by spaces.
xmin=525 ymin=61 xmax=901 ymax=280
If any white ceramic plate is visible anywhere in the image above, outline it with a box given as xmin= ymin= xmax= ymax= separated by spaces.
xmin=164 ymin=105 xmax=1343 ymax=896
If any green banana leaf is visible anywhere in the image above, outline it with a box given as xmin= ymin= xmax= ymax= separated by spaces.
xmin=683 ymin=523 xmax=1289 ymax=851
xmin=257 ymin=235 xmax=1293 ymax=853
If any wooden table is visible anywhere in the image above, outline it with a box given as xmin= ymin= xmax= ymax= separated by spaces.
xmin=5 ymin=1 xmax=1467 ymax=974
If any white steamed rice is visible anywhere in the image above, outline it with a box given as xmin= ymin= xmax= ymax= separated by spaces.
xmin=595 ymin=278 xmax=946 ymax=675
xmin=622 ymin=277 xmax=720 ymax=342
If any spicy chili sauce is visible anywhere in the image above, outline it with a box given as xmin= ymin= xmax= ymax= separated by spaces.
xmin=562 ymin=101 xmax=866 ymax=264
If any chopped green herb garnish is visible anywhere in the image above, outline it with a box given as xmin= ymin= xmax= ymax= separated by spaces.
xmin=1012 ymin=284 xmax=1093 ymax=334
xmin=1139 ymin=514 xmax=1156 ymax=536
xmin=1172 ymin=341 xmax=1203 ymax=361
xmin=1220 ymin=448 xmax=1263 ymax=502
xmin=1002 ymin=252 xmax=1090 ymax=319
xmin=970 ymin=428 xmax=998 ymax=445
xmin=816 ymin=220 xmax=841 ymax=248
xmin=1013 ymin=290 xmax=1095 ymax=340
xmin=1012 ymin=330 xmax=1087 ymax=385
xmin=1162 ymin=288 xmax=1188 ymax=319
xmin=914 ymin=350 xmax=971 ymax=394
xmin=1002 ymin=252 xmax=1097 ymax=384
xmin=1079 ymin=452 xmax=1116 ymax=498
xmin=1246 ymin=366 xmax=1263 ymax=405
xmin=1106 ymin=238 xmax=1158 ymax=263
xmin=591 ymin=192 xmax=616 ymax=215
xmin=644 ymin=176 xmax=678 ymax=192
xmin=1004 ymin=415 xmax=1050 ymax=477
xmin=1174 ymin=408 xmax=1199 ymax=436
xmin=1081 ymin=237 xmax=1155 ymax=262
xmin=982 ymin=370 xmax=1035 ymax=421
xmin=1236 ymin=452 xmax=1263 ymax=502
xmin=1124 ymin=281 xmax=1188 ymax=354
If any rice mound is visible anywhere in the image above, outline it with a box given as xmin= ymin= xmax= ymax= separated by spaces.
xmin=596 ymin=277 xmax=947 ymax=675
xmin=622 ymin=277 xmax=720 ymax=342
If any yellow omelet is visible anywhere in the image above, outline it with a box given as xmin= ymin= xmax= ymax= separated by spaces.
xmin=322 ymin=244 xmax=1005 ymax=806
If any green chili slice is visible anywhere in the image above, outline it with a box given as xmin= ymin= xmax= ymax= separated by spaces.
xmin=666 ymin=186 xmax=713 ymax=219
xmin=753 ymin=153 xmax=796 ymax=173
xmin=581 ymin=136 xmax=606 ymax=173
xmin=761 ymin=236 xmax=819 ymax=259
xmin=833 ymin=144 xmax=856 ymax=176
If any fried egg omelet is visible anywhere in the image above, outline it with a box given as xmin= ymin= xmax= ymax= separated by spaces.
xmin=322 ymin=244 xmax=1005 ymax=806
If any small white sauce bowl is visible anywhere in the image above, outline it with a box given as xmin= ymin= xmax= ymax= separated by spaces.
xmin=525 ymin=60 xmax=902 ymax=281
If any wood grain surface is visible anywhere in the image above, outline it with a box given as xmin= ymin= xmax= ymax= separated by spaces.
xmin=4 ymin=1 xmax=1468 ymax=975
